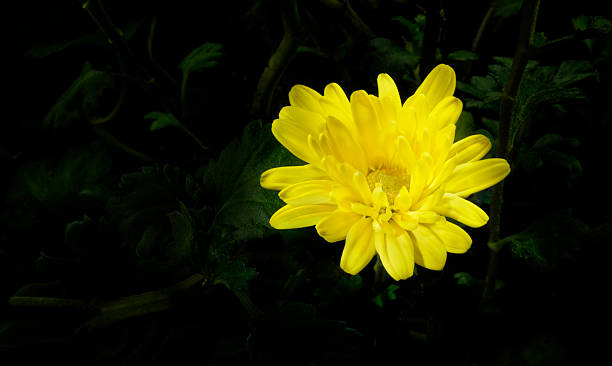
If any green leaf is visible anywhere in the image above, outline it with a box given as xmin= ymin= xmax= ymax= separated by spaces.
xmin=9 ymin=141 xmax=112 ymax=209
xmin=481 ymin=117 xmax=499 ymax=137
xmin=44 ymin=63 xmax=118 ymax=129
xmin=166 ymin=201 xmax=196 ymax=267
xmin=508 ymin=214 xmax=589 ymax=267
xmin=203 ymin=120 xmax=300 ymax=242
xmin=533 ymin=32 xmax=548 ymax=48
xmin=572 ymin=15 xmax=590 ymax=31
xmin=553 ymin=60 xmax=595 ymax=87
xmin=145 ymin=111 xmax=182 ymax=131
xmin=178 ymin=42 xmax=223 ymax=77
xmin=372 ymin=284 xmax=400 ymax=307
xmin=454 ymin=111 xmax=475 ymax=141
xmin=492 ymin=0 xmax=524 ymax=18
xmin=199 ymin=120 xmax=300 ymax=292
xmin=447 ymin=49 xmax=479 ymax=61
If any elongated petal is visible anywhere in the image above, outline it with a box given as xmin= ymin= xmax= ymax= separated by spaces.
xmin=288 ymin=85 xmax=324 ymax=114
xmin=326 ymin=116 xmax=368 ymax=172
xmin=269 ymin=204 xmax=336 ymax=229
xmin=448 ymin=134 xmax=492 ymax=164
xmin=278 ymin=106 xmax=326 ymax=135
xmin=427 ymin=96 xmax=463 ymax=130
xmin=341 ymin=217 xmax=376 ymax=274
xmin=260 ymin=165 xmax=327 ymax=190
xmin=411 ymin=225 xmax=447 ymax=270
xmin=377 ymin=73 xmax=402 ymax=112
xmin=414 ymin=64 xmax=456 ymax=108
xmin=271 ymin=119 xmax=319 ymax=164
xmin=446 ymin=158 xmax=511 ymax=197
xmin=316 ymin=210 xmax=361 ymax=242
xmin=388 ymin=231 xmax=415 ymax=279
xmin=351 ymin=90 xmax=383 ymax=167
xmin=429 ymin=220 xmax=472 ymax=254
xmin=279 ymin=180 xmax=335 ymax=205
xmin=435 ymin=193 xmax=489 ymax=228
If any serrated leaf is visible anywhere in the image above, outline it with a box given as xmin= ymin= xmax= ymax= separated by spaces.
xmin=509 ymin=214 xmax=588 ymax=267
xmin=572 ymin=16 xmax=590 ymax=31
xmin=447 ymin=49 xmax=479 ymax=61
xmin=9 ymin=141 xmax=112 ymax=209
xmin=492 ymin=0 xmax=523 ymax=18
xmin=145 ymin=111 xmax=182 ymax=131
xmin=203 ymin=120 xmax=301 ymax=242
xmin=554 ymin=60 xmax=595 ymax=87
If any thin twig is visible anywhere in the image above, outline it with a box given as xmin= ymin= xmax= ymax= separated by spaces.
xmin=482 ymin=0 xmax=541 ymax=304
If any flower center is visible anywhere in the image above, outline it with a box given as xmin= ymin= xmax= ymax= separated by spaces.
xmin=366 ymin=169 xmax=410 ymax=202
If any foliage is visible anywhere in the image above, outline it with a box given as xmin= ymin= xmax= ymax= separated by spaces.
xmin=3 ymin=2 xmax=609 ymax=365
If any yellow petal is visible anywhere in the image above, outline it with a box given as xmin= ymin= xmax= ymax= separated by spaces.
xmin=414 ymin=64 xmax=456 ymax=108
xmin=260 ymin=165 xmax=327 ymax=190
xmin=429 ymin=220 xmax=472 ymax=254
xmin=377 ymin=73 xmax=402 ymax=113
xmin=353 ymin=170 xmax=373 ymax=205
xmin=392 ymin=136 xmax=417 ymax=172
xmin=411 ymin=224 xmax=447 ymax=270
xmin=340 ymin=217 xmax=376 ymax=274
xmin=271 ymin=119 xmax=320 ymax=164
xmin=426 ymin=96 xmax=463 ymax=130
xmin=278 ymin=180 xmax=335 ymax=205
xmin=390 ymin=231 xmax=415 ymax=279
xmin=448 ymin=134 xmax=492 ymax=164
xmin=278 ymin=106 xmax=326 ymax=135
xmin=409 ymin=154 xmax=433 ymax=202
xmin=435 ymin=193 xmax=489 ymax=228
xmin=446 ymin=158 xmax=511 ymax=197
xmin=315 ymin=210 xmax=361 ymax=242
xmin=350 ymin=90 xmax=383 ymax=167
xmin=395 ymin=186 xmax=412 ymax=212
xmin=323 ymin=82 xmax=351 ymax=114
xmin=374 ymin=230 xmax=415 ymax=280
xmin=392 ymin=212 xmax=418 ymax=231
xmin=371 ymin=184 xmax=389 ymax=208
xmin=269 ymin=204 xmax=336 ymax=229
xmin=325 ymin=116 xmax=368 ymax=173
xmin=288 ymin=85 xmax=324 ymax=114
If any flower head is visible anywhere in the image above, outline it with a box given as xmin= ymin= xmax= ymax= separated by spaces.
xmin=260 ymin=65 xmax=510 ymax=280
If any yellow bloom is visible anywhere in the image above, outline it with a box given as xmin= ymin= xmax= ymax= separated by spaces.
xmin=260 ymin=65 xmax=510 ymax=280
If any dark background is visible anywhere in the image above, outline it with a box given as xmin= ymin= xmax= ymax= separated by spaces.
xmin=2 ymin=0 xmax=610 ymax=365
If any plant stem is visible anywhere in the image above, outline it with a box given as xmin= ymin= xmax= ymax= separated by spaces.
xmin=251 ymin=0 xmax=303 ymax=117
xmin=8 ymin=274 xmax=205 ymax=331
xmin=482 ymin=0 xmax=540 ymax=303
xmin=93 ymin=125 xmax=153 ymax=162
xmin=420 ymin=1 xmax=442 ymax=80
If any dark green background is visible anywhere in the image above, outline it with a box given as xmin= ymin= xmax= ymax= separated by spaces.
xmin=2 ymin=1 xmax=610 ymax=364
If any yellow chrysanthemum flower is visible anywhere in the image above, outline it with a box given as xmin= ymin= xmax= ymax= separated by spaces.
xmin=260 ymin=65 xmax=510 ymax=280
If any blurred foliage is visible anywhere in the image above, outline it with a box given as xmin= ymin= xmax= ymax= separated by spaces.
xmin=2 ymin=0 xmax=610 ymax=365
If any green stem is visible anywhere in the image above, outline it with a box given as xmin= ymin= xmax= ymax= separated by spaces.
xmin=482 ymin=0 xmax=540 ymax=303
xmin=93 ymin=125 xmax=153 ymax=161
xmin=420 ymin=2 xmax=442 ymax=80
xmin=251 ymin=0 xmax=303 ymax=117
